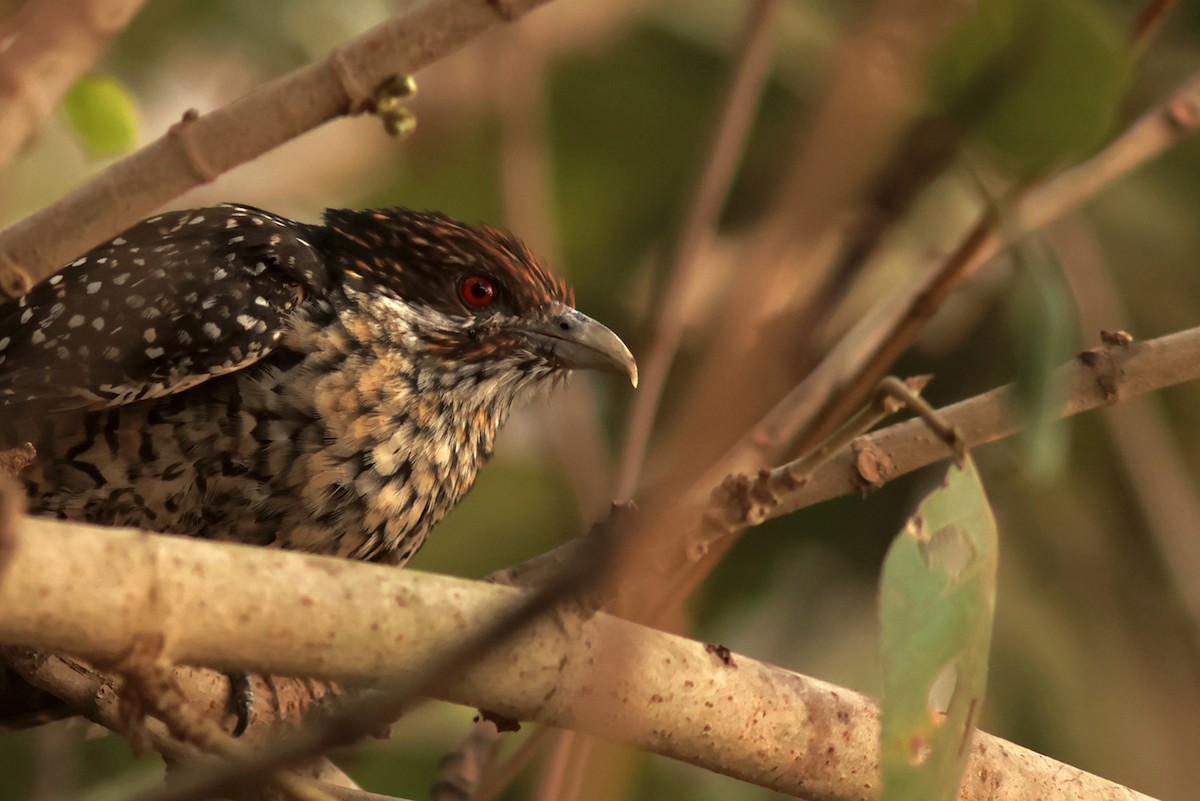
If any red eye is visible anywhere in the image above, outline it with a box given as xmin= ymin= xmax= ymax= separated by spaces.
xmin=460 ymin=275 xmax=496 ymax=308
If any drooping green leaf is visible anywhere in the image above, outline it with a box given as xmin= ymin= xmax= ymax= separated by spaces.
xmin=62 ymin=74 xmax=140 ymax=159
xmin=880 ymin=456 xmax=998 ymax=801
xmin=928 ymin=0 xmax=1132 ymax=175
xmin=1006 ymin=239 xmax=1077 ymax=480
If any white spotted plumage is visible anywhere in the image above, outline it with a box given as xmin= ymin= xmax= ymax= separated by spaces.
xmin=0 ymin=205 xmax=315 ymax=411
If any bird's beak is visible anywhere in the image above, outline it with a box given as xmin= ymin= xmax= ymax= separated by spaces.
xmin=519 ymin=305 xmax=638 ymax=387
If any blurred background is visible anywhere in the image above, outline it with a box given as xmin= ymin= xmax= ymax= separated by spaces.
xmin=2 ymin=0 xmax=1200 ymax=799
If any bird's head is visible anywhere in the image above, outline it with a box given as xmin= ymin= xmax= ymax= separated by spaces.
xmin=318 ymin=208 xmax=637 ymax=401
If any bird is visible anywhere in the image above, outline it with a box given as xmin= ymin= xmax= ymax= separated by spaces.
xmin=0 ymin=204 xmax=637 ymax=566
xmin=0 ymin=204 xmax=636 ymax=734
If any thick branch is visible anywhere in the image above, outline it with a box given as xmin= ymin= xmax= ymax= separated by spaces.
xmin=0 ymin=0 xmax=148 ymax=170
xmin=0 ymin=517 xmax=1157 ymax=801
xmin=0 ymin=0 xmax=554 ymax=296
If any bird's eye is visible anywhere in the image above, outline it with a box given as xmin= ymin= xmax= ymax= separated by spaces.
xmin=460 ymin=275 xmax=497 ymax=309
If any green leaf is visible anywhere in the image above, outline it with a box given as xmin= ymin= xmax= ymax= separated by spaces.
xmin=928 ymin=0 xmax=1132 ymax=175
xmin=62 ymin=74 xmax=140 ymax=159
xmin=1006 ymin=240 xmax=1077 ymax=480
xmin=879 ymin=457 xmax=998 ymax=801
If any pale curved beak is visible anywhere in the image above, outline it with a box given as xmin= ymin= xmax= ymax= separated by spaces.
xmin=519 ymin=305 xmax=638 ymax=387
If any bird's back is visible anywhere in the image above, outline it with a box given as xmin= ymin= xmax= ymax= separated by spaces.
xmin=0 ymin=206 xmax=337 ymax=544
xmin=1 ymin=296 xmax=494 ymax=563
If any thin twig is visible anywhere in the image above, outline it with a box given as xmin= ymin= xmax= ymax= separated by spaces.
xmin=492 ymin=27 xmax=561 ymax=266
xmin=471 ymin=727 xmax=552 ymax=801
xmin=0 ymin=0 xmax=558 ymax=296
xmin=558 ymin=734 xmax=593 ymax=801
xmin=0 ymin=0 xmax=148 ymax=170
xmin=647 ymin=204 xmax=1004 ymax=615
xmin=785 ymin=204 xmax=1005 ymax=456
xmin=719 ymin=325 xmax=1200 ymax=527
xmin=1132 ymin=0 xmax=1178 ymax=51
xmin=431 ymin=720 xmax=501 ymax=801
xmin=532 ymin=730 xmax=577 ymax=801
xmin=613 ymin=0 xmax=784 ymax=502
xmin=705 ymin=376 xmax=945 ymax=533
xmin=317 ymin=784 xmax=415 ymax=801
xmin=782 ymin=116 xmax=963 ymax=385
xmin=721 ymin=67 xmax=1200 ymax=479
xmin=28 ymin=723 xmax=79 ymax=801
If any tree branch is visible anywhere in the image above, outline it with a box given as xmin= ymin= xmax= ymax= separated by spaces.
xmin=0 ymin=516 xmax=1159 ymax=801
xmin=709 ymin=325 xmax=1200 ymax=531
xmin=0 ymin=0 xmax=557 ymax=296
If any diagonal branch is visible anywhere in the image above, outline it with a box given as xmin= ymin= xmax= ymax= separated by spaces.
xmin=712 ymin=325 xmax=1200 ymax=530
xmin=0 ymin=0 xmax=558 ymax=296
xmin=0 ymin=513 xmax=1160 ymax=801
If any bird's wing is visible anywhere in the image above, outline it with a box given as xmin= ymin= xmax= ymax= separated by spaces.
xmin=0 ymin=205 xmax=329 ymax=411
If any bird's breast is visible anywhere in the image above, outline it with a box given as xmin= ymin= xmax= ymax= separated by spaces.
xmin=240 ymin=327 xmax=505 ymax=563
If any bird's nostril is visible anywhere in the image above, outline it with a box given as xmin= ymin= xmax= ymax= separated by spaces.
xmin=558 ymin=320 xmax=571 ymax=331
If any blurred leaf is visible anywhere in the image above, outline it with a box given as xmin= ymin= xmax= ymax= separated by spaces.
xmin=1006 ymin=240 xmax=1077 ymax=480
xmin=879 ymin=457 xmax=998 ymax=801
xmin=928 ymin=0 xmax=1132 ymax=175
xmin=62 ymin=75 xmax=140 ymax=159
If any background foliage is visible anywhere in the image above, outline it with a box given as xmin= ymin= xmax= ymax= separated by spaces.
xmin=2 ymin=0 xmax=1199 ymax=799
